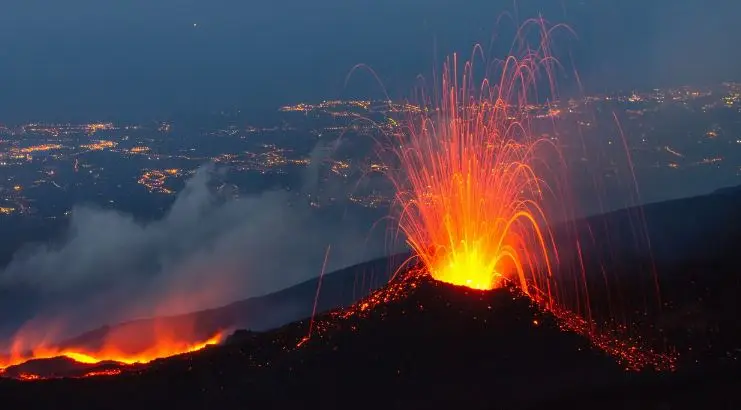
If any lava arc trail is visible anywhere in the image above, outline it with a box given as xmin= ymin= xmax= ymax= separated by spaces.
xmin=390 ymin=20 xmax=565 ymax=301
xmin=386 ymin=19 xmax=675 ymax=371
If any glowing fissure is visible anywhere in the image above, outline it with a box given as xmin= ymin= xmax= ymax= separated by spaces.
xmin=0 ymin=332 xmax=223 ymax=373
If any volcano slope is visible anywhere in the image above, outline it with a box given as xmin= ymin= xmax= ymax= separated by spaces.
xmin=3 ymin=187 xmax=741 ymax=408
xmin=0 ymin=253 xmax=406 ymax=378
xmin=2 ymin=270 xmax=737 ymax=410
xmin=0 ymin=273 xmax=629 ymax=409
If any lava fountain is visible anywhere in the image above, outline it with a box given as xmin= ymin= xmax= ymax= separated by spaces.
xmin=390 ymin=20 xmax=565 ymax=300
xmin=385 ymin=19 xmax=676 ymax=371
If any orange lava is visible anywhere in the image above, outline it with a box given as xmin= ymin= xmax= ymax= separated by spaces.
xmin=385 ymin=19 xmax=676 ymax=371
xmin=18 ymin=373 xmax=40 ymax=381
xmin=391 ymin=22 xmax=560 ymax=296
xmin=82 ymin=369 xmax=123 ymax=378
xmin=0 ymin=332 xmax=223 ymax=373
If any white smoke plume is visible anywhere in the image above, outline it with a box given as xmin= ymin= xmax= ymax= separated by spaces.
xmin=0 ymin=147 xmax=394 ymax=343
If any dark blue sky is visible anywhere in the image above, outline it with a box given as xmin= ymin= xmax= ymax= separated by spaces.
xmin=0 ymin=0 xmax=738 ymax=121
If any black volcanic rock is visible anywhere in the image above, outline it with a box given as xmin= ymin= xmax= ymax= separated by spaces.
xmin=3 ymin=188 xmax=741 ymax=408
xmin=0 ymin=271 xmax=740 ymax=408
xmin=0 ymin=275 xmax=629 ymax=409
xmin=2 ymin=356 xmax=87 ymax=379
xmin=1 ymin=356 xmax=137 ymax=380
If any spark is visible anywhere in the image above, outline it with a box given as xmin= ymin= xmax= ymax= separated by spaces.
xmin=83 ymin=369 xmax=123 ymax=378
xmin=298 ymin=245 xmax=332 ymax=347
xmin=390 ymin=22 xmax=561 ymax=299
xmin=664 ymin=146 xmax=684 ymax=158
xmin=384 ymin=18 xmax=675 ymax=371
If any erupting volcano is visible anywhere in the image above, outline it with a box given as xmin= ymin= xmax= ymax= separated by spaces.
xmin=0 ymin=18 xmax=676 ymax=386
xmin=390 ymin=20 xmax=565 ymax=298
xmin=386 ymin=20 xmax=675 ymax=371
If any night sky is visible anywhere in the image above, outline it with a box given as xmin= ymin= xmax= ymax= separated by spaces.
xmin=0 ymin=0 xmax=739 ymax=120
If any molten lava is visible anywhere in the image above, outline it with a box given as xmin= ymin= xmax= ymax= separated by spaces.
xmin=0 ymin=331 xmax=223 ymax=376
xmin=392 ymin=31 xmax=559 ymax=296
xmin=1 ymin=277 xmax=229 ymax=378
xmin=384 ymin=19 xmax=676 ymax=371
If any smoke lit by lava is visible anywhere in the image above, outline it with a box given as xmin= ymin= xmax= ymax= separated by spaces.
xmin=0 ymin=319 xmax=223 ymax=379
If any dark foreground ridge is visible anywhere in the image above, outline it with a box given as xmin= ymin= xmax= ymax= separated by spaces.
xmin=6 ymin=183 xmax=740 ymax=379
xmin=0 ymin=253 xmax=406 ymax=373
xmin=1 ymin=272 xmax=739 ymax=409
xmin=0 ymin=275 xmax=619 ymax=409
xmin=3 ymin=187 xmax=741 ymax=408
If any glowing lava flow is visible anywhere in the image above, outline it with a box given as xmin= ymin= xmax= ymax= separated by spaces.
xmin=391 ymin=25 xmax=562 ymax=298
xmin=0 ymin=332 xmax=223 ymax=375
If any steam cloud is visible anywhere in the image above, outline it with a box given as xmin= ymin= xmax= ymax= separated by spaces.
xmin=0 ymin=148 xmax=394 ymax=343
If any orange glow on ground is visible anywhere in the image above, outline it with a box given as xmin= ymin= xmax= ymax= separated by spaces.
xmin=0 ymin=332 xmax=223 ymax=373
xmin=1 ymin=273 xmax=233 ymax=377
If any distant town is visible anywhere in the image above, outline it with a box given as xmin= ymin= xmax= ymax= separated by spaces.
xmin=1 ymin=82 xmax=741 ymax=221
